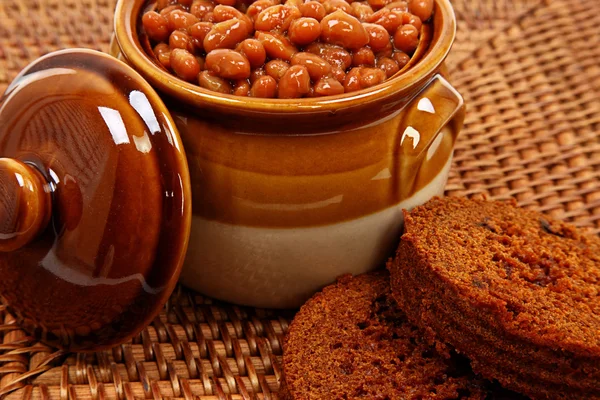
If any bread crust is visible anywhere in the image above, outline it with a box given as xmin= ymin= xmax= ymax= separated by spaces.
xmin=389 ymin=197 xmax=600 ymax=399
xmin=280 ymin=272 xmax=519 ymax=399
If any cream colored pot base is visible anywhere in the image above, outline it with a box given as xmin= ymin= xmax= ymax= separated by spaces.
xmin=181 ymin=157 xmax=452 ymax=309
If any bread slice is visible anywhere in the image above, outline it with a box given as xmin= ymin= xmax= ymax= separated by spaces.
xmin=389 ymin=197 xmax=600 ymax=399
xmin=280 ymin=271 xmax=520 ymax=399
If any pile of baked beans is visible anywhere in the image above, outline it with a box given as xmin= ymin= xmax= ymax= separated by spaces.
xmin=142 ymin=0 xmax=433 ymax=98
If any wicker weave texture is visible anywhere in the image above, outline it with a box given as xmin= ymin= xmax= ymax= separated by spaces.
xmin=446 ymin=0 xmax=600 ymax=230
xmin=1 ymin=0 xmax=600 ymax=398
xmin=0 ymin=292 xmax=292 ymax=399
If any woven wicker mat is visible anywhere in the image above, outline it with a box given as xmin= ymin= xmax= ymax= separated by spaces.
xmin=1 ymin=0 xmax=600 ymax=398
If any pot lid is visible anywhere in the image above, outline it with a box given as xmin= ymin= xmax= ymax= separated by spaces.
xmin=0 ymin=49 xmax=191 ymax=351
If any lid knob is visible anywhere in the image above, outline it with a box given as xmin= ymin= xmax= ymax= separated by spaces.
xmin=0 ymin=158 xmax=51 ymax=252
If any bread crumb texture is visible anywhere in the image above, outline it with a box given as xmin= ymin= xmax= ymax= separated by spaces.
xmin=281 ymin=272 xmax=523 ymax=399
xmin=390 ymin=196 xmax=600 ymax=399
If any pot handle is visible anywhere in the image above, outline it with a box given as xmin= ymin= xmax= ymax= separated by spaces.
xmin=395 ymin=74 xmax=465 ymax=200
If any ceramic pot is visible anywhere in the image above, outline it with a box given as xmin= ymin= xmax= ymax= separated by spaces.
xmin=111 ymin=0 xmax=465 ymax=308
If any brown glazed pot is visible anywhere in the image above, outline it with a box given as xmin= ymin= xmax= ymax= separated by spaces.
xmin=112 ymin=0 xmax=465 ymax=308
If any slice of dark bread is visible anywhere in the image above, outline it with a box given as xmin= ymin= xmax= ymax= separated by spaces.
xmin=389 ymin=197 xmax=600 ymax=400
xmin=280 ymin=271 xmax=521 ymax=400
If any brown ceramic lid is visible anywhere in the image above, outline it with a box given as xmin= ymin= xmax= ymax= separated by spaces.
xmin=0 ymin=49 xmax=191 ymax=351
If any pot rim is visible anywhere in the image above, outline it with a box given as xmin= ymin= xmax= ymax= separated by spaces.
xmin=114 ymin=0 xmax=457 ymax=115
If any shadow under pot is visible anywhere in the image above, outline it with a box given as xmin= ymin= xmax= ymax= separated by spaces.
xmin=111 ymin=0 xmax=466 ymax=309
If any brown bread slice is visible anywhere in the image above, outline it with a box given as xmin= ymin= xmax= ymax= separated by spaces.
xmin=280 ymin=271 xmax=522 ymax=400
xmin=389 ymin=197 xmax=600 ymax=400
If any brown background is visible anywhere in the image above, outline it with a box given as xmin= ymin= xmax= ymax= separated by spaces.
xmin=0 ymin=0 xmax=599 ymax=398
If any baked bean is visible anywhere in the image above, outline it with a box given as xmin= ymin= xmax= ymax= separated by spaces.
xmin=154 ymin=43 xmax=172 ymax=69
xmin=170 ymin=49 xmax=201 ymax=81
xmin=265 ymin=59 xmax=290 ymax=80
xmin=363 ymin=23 xmax=390 ymax=52
xmin=250 ymin=75 xmax=278 ymax=97
xmin=255 ymin=5 xmax=302 ymax=33
xmin=288 ymin=17 xmax=321 ymax=46
xmin=154 ymin=42 xmax=170 ymax=55
xmin=392 ymin=51 xmax=410 ymax=68
xmin=198 ymin=70 xmax=232 ymax=93
xmin=322 ymin=0 xmax=353 ymax=15
xmin=236 ymin=39 xmax=267 ymax=68
xmin=409 ymin=0 xmax=433 ymax=21
xmin=344 ymin=67 xmax=362 ymax=92
xmin=178 ymin=0 xmax=194 ymax=6
xmin=344 ymin=66 xmax=386 ymax=91
xmin=285 ymin=0 xmax=303 ymax=7
xmin=331 ymin=65 xmax=346 ymax=83
xmin=360 ymin=67 xmax=386 ymax=87
xmin=367 ymin=8 xmax=402 ymax=33
xmin=214 ymin=5 xmax=253 ymax=30
xmin=167 ymin=10 xmax=199 ymax=31
xmin=203 ymin=12 xmax=216 ymax=22
xmin=291 ymin=52 xmax=332 ymax=80
xmin=278 ymin=65 xmax=310 ymax=98
xmin=234 ymin=79 xmax=251 ymax=96
xmin=304 ymin=42 xmax=322 ymax=53
xmin=321 ymin=10 xmax=369 ymax=49
xmin=256 ymin=32 xmax=298 ymax=61
xmin=247 ymin=0 xmax=280 ymax=21
xmin=376 ymin=56 xmax=399 ymax=77
xmin=376 ymin=40 xmax=393 ymax=57
xmin=250 ymin=67 xmax=267 ymax=83
xmin=189 ymin=22 xmax=213 ymax=51
xmin=314 ymin=77 xmax=345 ymax=96
xmin=169 ymin=30 xmax=194 ymax=52
xmin=401 ymin=11 xmax=422 ymax=31
xmin=190 ymin=0 xmax=214 ymax=19
xmin=206 ymin=49 xmax=251 ymax=79
xmin=143 ymin=11 xmax=170 ymax=42
xmin=204 ymin=19 xmax=250 ymax=52
xmin=350 ymin=2 xmax=374 ymax=21
xmin=385 ymin=1 xmax=408 ymax=11
xmin=367 ymin=0 xmax=389 ymax=10
xmin=306 ymin=42 xmax=352 ymax=70
xmin=352 ymin=47 xmax=375 ymax=66
xmin=215 ymin=0 xmax=236 ymax=6
xmin=394 ymin=24 xmax=419 ymax=53
xmin=299 ymin=1 xmax=326 ymax=21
